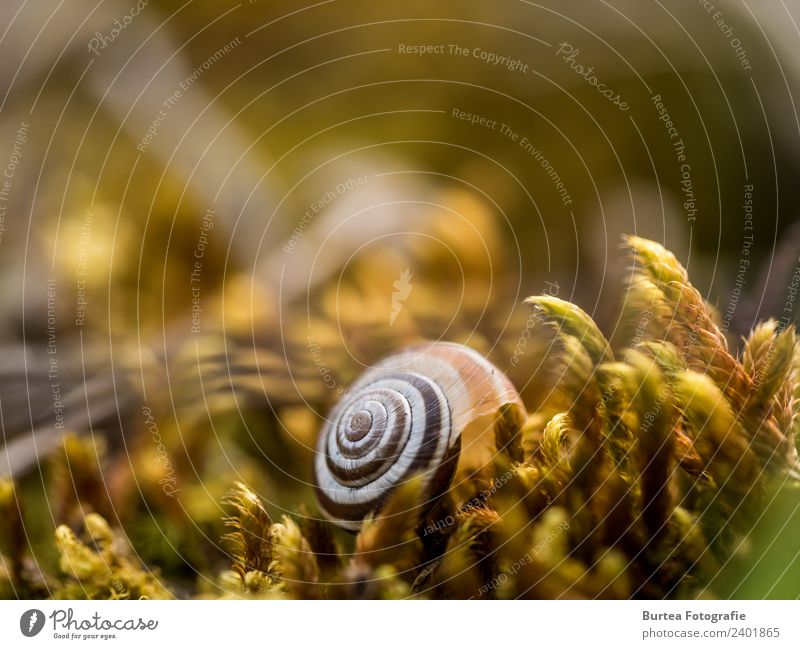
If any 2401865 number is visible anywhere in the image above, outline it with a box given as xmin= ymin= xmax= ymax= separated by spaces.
xmin=729 ymin=627 xmax=780 ymax=638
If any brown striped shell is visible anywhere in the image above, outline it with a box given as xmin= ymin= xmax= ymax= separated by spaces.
xmin=313 ymin=342 xmax=524 ymax=531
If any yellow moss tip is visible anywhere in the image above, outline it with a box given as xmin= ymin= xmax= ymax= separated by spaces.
xmin=525 ymin=294 xmax=612 ymax=364
xmin=623 ymin=235 xmax=687 ymax=286
xmin=222 ymin=481 xmax=273 ymax=579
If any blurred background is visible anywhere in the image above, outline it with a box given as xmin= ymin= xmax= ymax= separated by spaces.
xmin=2 ymin=0 xmax=800 ymax=596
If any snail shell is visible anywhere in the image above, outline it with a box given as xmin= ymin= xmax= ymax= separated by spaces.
xmin=313 ymin=342 xmax=524 ymax=531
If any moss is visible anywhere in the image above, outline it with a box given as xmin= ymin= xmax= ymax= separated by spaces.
xmin=54 ymin=514 xmax=171 ymax=600
xmin=4 ymin=236 xmax=800 ymax=599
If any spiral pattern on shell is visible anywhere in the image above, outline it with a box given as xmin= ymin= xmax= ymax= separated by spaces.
xmin=314 ymin=342 xmax=524 ymax=531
